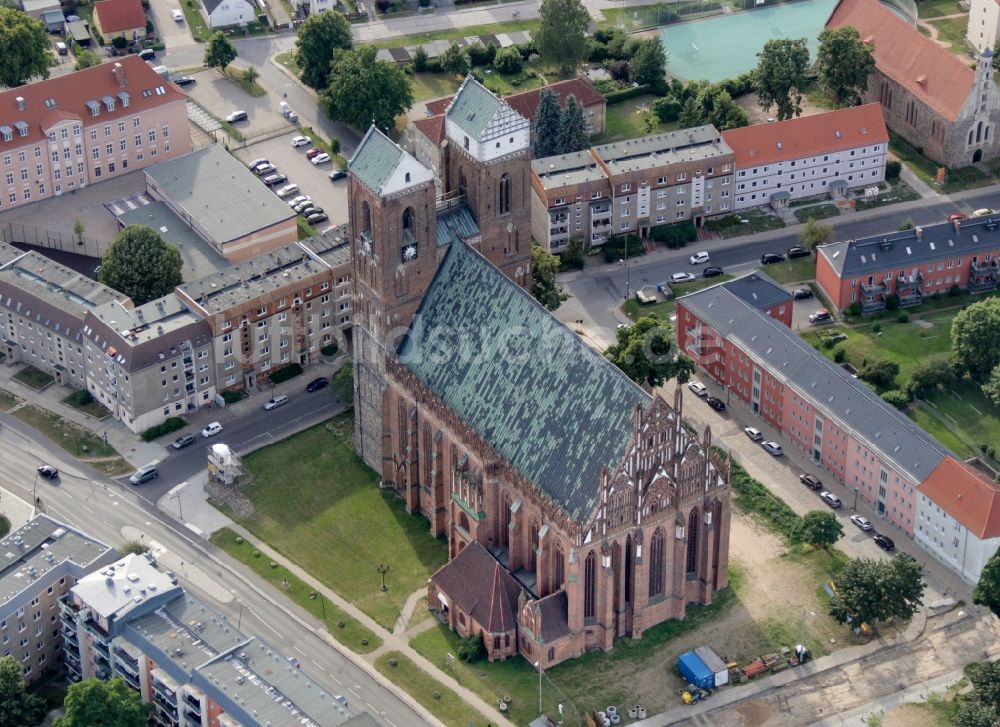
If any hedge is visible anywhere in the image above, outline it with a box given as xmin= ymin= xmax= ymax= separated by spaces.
xmin=729 ymin=459 xmax=801 ymax=538
xmin=141 ymin=417 xmax=186 ymax=442
xmin=604 ymin=84 xmax=652 ymax=104
xmin=268 ymin=363 xmax=303 ymax=385
xmin=650 ymin=220 xmax=697 ymax=248
xmin=601 ymin=234 xmax=645 ymax=263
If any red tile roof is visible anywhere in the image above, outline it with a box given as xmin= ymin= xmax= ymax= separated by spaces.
xmin=430 ymin=541 xmax=522 ymax=633
xmin=412 ymin=114 xmax=445 ymax=146
xmin=921 ymin=456 xmax=1000 ymax=539
xmin=504 ymin=78 xmax=606 ymax=121
xmin=721 ymin=104 xmax=888 ymax=168
xmin=826 ymin=0 xmax=974 ymax=121
xmin=94 ymin=0 xmax=147 ymax=33
xmin=425 ymin=97 xmax=450 ymax=116
xmin=0 ymin=56 xmax=185 ymax=150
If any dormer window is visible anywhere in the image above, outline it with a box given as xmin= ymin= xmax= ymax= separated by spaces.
xmin=464 ymin=136 xmax=469 ymax=150
xmin=102 ymin=96 xmax=115 ymax=112
xmin=405 ymin=171 xmax=410 ymax=183
xmin=14 ymin=122 xmax=28 ymax=138
xmin=86 ymin=100 xmax=100 ymax=117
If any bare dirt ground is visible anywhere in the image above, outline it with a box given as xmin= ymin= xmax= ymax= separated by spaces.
xmin=885 ymin=703 xmax=950 ymax=727
xmin=737 ymin=92 xmax=833 ymax=126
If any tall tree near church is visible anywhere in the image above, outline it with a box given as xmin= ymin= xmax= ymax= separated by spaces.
xmin=754 ymin=37 xmax=810 ymax=120
xmin=535 ymin=0 xmax=590 ymax=75
xmin=295 ymin=10 xmax=353 ymax=90
xmin=605 ymin=316 xmax=694 ymax=387
xmin=320 ymin=46 xmax=413 ymax=132
xmin=557 ymin=94 xmax=588 ymax=154
xmin=533 ymin=88 xmax=563 ymax=158
xmin=530 ymin=245 xmax=567 ymax=310
xmin=817 ymin=27 xmax=875 ymax=107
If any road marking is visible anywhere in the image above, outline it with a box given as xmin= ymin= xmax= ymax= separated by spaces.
xmin=348 ymin=688 xmax=361 ymax=699
xmin=310 ymin=658 xmax=327 ymax=672
xmin=366 ymin=702 xmax=377 ymax=712
xmin=294 ymin=646 xmax=306 ymax=656
xmin=330 ymin=675 xmax=343 ymax=684
xmin=184 ymin=523 xmax=202 ymax=536
xmin=385 ymin=720 xmax=396 ymax=727
xmin=80 ymin=504 xmax=94 ymax=515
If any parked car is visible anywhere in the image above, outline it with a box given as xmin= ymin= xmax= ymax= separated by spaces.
xmin=689 ymin=251 xmax=710 ymax=265
xmin=252 ymin=163 xmax=276 ymax=176
xmin=306 ymin=211 xmax=329 ymax=224
xmin=761 ymin=440 xmax=783 ymax=456
xmin=305 ymin=148 xmax=323 ymax=160
xmin=171 ymin=433 xmax=196 ymax=450
xmin=129 ymin=465 xmax=159 ymax=485
xmin=306 ymin=377 xmax=329 ymax=392
xmin=201 ymin=421 xmax=223 ymax=438
xmin=329 ymin=169 xmax=347 ymax=181
xmin=170 ymin=75 xmax=195 ymax=86
xmin=171 ymin=8 xmax=184 ymax=21
xmin=263 ymin=394 xmax=288 ymax=410
xmin=792 ymin=287 xmax=813 ymax=300
xmin=292 ymin=199 xmax=315 ymax=214
xmin=37 ymin=464 xmax=58 ymax=479
xmin=744 ymin=426 xmax=763 ymax=441
xmin=688 ymin=381 xmax=708 ymax=397
xmin=809 ymin=309 xmax=833 ymax=324
xmin=248 ymin=158 xmax=269 ymax=169
xmin=225 ymin=110 xmax=248 ymax=123
xmin=799 ymin=473 xmax=823 ymax=490
xmin=310 ymin=152 xmax=331 ymax=165
xmin=55 ymin=41 xmax=68 ymax=55
xmin=850 ymin=514 xmax=873 ymax=531
xmin=972 ymin=208 xmax=995 ymax=217
xmin=262 ymin=173 xmax=288 ymax=187
xmin=873 ymin=533 xmax=895 ymax=551
xmin=820 ymin=491 xmax=842 ymax=508
xmin=291 ymin=135 xmax=310 ymax=147
xmin=287 ymin=194 xmax=311 ymax=208
xmin=706 ymin=396 xmax=725 ymax=411
xmin=760 ymin=253 xmax=785 ymax=265
xmin=702 ymin=266 xmax=724 ymax=278
xmin=787 ymin=245 xmax=811 ymax=259
xmin=948 ymin=212 xmax=966 ymax=222
xmin=138 ymin=48 xmax=156 ymax=61
xmin=670 ymin=272 xmax=696 ymax=284
xmin=276 ymin=184 xmax=300 ymax=198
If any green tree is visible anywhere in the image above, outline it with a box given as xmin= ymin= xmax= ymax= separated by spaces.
xmin=72 ymin=217 xmax=85 ymax=244
xmin=799 ymin=216 xmax=835 ymax=249
xmin=679 ymin=83 xmax=748 ymax=130
xmin=441 ymin=42 xmax=470 ymax=77
xmin=605 ymin=316 xmax=692 ymax=387
xmin=816 ymin=26 xmax=875 ymax=107
xmin=754 ymin=37 xmax=810 ymax=120
xmin=530 ymin=245 xmax=567 ymax=310
xmin=0 ymin=7 xmax=50 ymax=87
xmin=968 ymin=661 xmax=1000 ymax=711
xmin=828 ymin=554 xmax=924 ymax=629
xmin=793 ymin=510 xmax=843 ymax=549
xmin=653 ymin=95 xmax=681 ymax=123
xmin=242 ymin=66 xmax=259 ymax=89
xmin=858 ymin=359 xmax=899 ymax=391
xmin=203 ymin=31 xmax=237 ymax=73
xmin=952 ymin=297 xmax=1000 ymax=379
xmin=954 ymin=699 xmax=1000 ymax=727
xmin=535 ymin=0 xmax=589 ymax=74
xmin=320 ymin=45 xmax=414 ymax=132
xmin=904 ymin=354 xmax=956 ymax=399
xmin=56 ymin=677 xmax=149 ymax=727
xmin=557 ymin=94 xmax=588 ymax=154
xmin=561 ymin=237 xmax=586 ymax=270
xmin=74 ymin=48 xmax=101 ymax=70
xmin=117 ymin=540 xmax=147 ymax=556
xmin=295 ymin=10 xmax=352 ymax=90
xmin=0 ymin=655 xmax=45 ymax=727
xmin=897 ymin=217 xmax=915 ymax=231
xmin=974 ymin=548 xmax=1000 ymax=618
xmin=412 ymin=45 xmax=429 ymax=72
xmin=99 ymin=225 xmax=183 ymax=306
xmin=983 ymin=363 xmax=1000 ymax=407
xmin=631 ymin=37 xmax=668 ymax=92
xmin=532 ymin=87 xmax=563 ymax=158
xmin=492 ymin=46 xmax=522 ymax=74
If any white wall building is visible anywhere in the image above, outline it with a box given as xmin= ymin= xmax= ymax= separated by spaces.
xmin=202 ymin=0 xmax=256 ymax=28
xmin=968 ymin=0 xmax=1000 ymax=52
xmin=721 ymin=104 xmax=889 ymax=211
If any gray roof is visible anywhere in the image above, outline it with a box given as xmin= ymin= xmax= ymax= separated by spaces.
xmin=145 ymin=145 xmax=295 ymax=245
xmin=349 ymin=126 xmax=405 ymax=193
xmin=435 ymin=203 xmax=480 ymax=246
xmin=819 ymin=216 xmax=1000 ymax=277
xmin=719 ymin=272 xmax=793 ymax=311
xmin=679 ymin=280 xmax=950 ymax=482
xmin=118 ymin=201 xmax=229 ymax=282
xmin=446 ymin=75 xmax=503 ymax=140
xmin=532 ymin=149 xmax=609 ymax=191
xmin=0 ymin=241 xmax=21 ymax=267
xmin=593 ymin=125 xmax=731 ymax=176
xmin=397 ymin=242 xmax=650 ymax=522
xmin=71 ymin=553 xmax=180 ymax=626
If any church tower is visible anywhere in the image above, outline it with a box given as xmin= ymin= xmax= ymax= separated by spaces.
xmin=442 ymin=77 xmax=532 ymax=287
xmin=348 ymin=127 xmax=438 ymax=472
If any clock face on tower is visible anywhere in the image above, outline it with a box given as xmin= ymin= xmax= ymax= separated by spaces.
xmin=402 ymin=244 xmax=417 ymax=261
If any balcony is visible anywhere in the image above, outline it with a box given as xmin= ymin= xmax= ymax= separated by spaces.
xmin=116 ymin=666 xmax=140 ymax=689
xmin=184 ymin=693 xmax=202 ymax=711
xmin=970 ymin=259 xmax=998 ymax=275
xmin=968 ymin=275 xmax=998 ymax=292
xmin=859 ymin=296 xmax=886 ymax=313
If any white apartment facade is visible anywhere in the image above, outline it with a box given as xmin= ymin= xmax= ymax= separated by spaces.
xmin=968 ymin=0 xmax=1000 ymax=52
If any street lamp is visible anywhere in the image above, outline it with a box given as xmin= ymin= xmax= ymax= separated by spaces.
xmin=377 ymin=563 xmax=390 ymax=592
xmin=237 ymin=599 xmax=245 ymax=631
xmin=309 ymin=591 xmax=327 ymax=622
xmin=535 ymin=661 xmax=543 ymax=714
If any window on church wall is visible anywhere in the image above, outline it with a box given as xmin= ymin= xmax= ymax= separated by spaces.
xmin=686 ymin=509 xmax=699 ymax=575
xmin=493 ymin=636 xmax=500 ymax=650
xmin=459 ymin=512 xmax=470 ymax=533
xmin=500 ymin=496 xmax=511 ymax=547
xmin=458 ymin=167 xmax=467 ymax=198
xmin=361 ymin=201 xmax=372 ymax=235
xmin=499 ymin=173 xmax=511 ymax=214
xmin=529 ymin=521 xmax=539 ymax=572
xmin=648 ymin=528 xmax=665 ymax=598
xmin=584 ymin=551 xmax=596 ymax=619
xmin=624 ymin=536 xmax=634 ymax=605
xmin=554 ymin=543 xmax=565 ymax=590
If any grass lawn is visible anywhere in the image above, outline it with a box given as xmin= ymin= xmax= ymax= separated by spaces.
xmin=622 ymin=274 xmax=734 ymax=321
xmin=375 ymin=652 xmax=492 ymax=727
xmin=13 ymin=365 xmax=54 ymax=391
xmin=793 ymin=204 xmax=840 ymax=223
xmin=928 ymin=16 xmax=971 ymax=54
xmin=222 ymin=415 xmax=448 ymax=629
xmin=595 ymin=97 xmax=678 ymax=144
xmin=297 ymin=217 xmax=318 ymax=239
xmin=476 ymin=66 xmax=547 ymax=96
xmin=275 ymin=51 xmax=298 ymax=72
xmin=706 ymin=208 xmax=785 ymax=238
xmin=411 ymin=73 xmax=460 ymax=103
xmin=223 ymin=67 xmax=266 ymax=97
xmin=762 ymin=255 xmax=816 ymax=284
xmin=918 ymin=0 xmax=964 ymax=18
xmin=0 ymin=388 xmax=19 ymax=409
xmin=61 ymin=391 xmax=110 ymax=419
xmin=180 ymin=0 xmax=210 ymax=41
xmin=11 ymin=404 xmax=130 ymax=475
xmin=852 ymin=180 xmax=920 ymax=210
xmin=210 ymin=527 xmax=382 ymax=653
xmin=919 ymin=381 xmax=1000 ymax=460
xmin=374 ymin=19 xmax=539 ymax=49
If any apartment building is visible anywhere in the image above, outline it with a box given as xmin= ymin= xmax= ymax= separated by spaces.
xmin=61 ymin=554 xmax=366 ymax=727
xmin=0 ymin=248 xmax=124 ymax=389
xmin=816 ymin=216 xmax=1000 ymax=312
xmin=0 ymin=516 xmax=115 ymax=685
xmin=0 ymin=56 xmax=190 ymax=212
xmin=530 ymin=125 xmax=736 ymax=251
xmin=721 ymin=104 xmax=888 ymax=210
xmin=968 ymin=0 xmax=1000 ymax=52
xmin=174 ymin=233 xmax=352 ymax=392
xmin=81 ymin=296 xmax=215 ymax=433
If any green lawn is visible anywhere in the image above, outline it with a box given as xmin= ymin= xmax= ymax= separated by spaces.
xmin=61 ymin=391 xmax=111 ymax=419
xmin=13 ymin=365 xmax=54 ymax=391
xmin=0 ymin=388 xmax=19 ymax=410
xmin=411 ymin=72 xmax=460 ymax=103
xmin=852 ymin=180 xmax=920 ymax=211
xmin=928 ymin=16 xmax=971 ymax=54
xmin=918 ymin=381 xmax=1000 ymax=460
xmin=762 ymin=255 xmax=817 ymax=284
xmin=275 ymin=51 xmax=298 ymax=72
xmin=180 ymin=0 xmax=210 ymax=41
xmin=210 ymin=527 xmax=382 ymax=653
xmin=622 ymin=274 xmax=734 ymax=321
xmin=705 ymin=208 xmax=786 ymax=238
xmin=918 ymin=0 xmax=964 ymax=18
xmin=375 ymin=652 xmax=492 ymax=727
xmin=374 ymin=19 xmax=540 ymax=49
xmin=793 ymin=204 xmax=840 ymax=223
xmin=595 ymin=96 xmax=678 ymax=144
xmin=11 ymin=404 xmax=130 ymax=475
xmin=223 ymin=415 xmax=449 ymax=629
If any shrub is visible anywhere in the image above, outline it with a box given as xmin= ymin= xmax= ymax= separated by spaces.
xmin=858 ymin=358 xmax=899 ymax=390
xmin=268 ymin=363 xmax=304 ymax=384
xmin=729 ymin=460 xmax=801 ymax=537
xmin=885 ymin=160 xmax=902 ymax=181
xmin=425 ymin=57 xmax=443 ymax=73
xmin=833 ymin=348 xmax=846 ymax=363
xmin=990 ymin=447 xmax=998 ymax=459
xmin=112 ymin=35 xmax=128 ymax=49
xmin=601 ymin=234 xmax=644 ymax=263
xmin=467 ymin=42 xmax=496 ymax=66
xmin=457 ymin=634 xmax=485 ymax=662
xmin=320 ymin=343 xmax=339 ymax=357
xmin=69 ymin=389 xmax=94 ymax=406
xmin=118 ymin=540 xmax=147 ymax=555
xmin=846 ymin=302 xmax=861 ymax=317
xmin=949 ymin=284 xmax=961 ymax=297
xmin=412 ymin=45 xmax=428 ymax=72
xmin=898 ymin=218 xmax=914 ymax=231
xmin=897 ymin=312 xmax=910 ymax=323
xmin=375 ymin=0 xmax=390 ymax=12
xmin=608 ymin=59 xmax=631 ymax=83
xmin=492 ymin=46 xmax=522 ymax=74
xmin=881 ymin=389 xmax=911 ymax=409
xmin=140 ymin=417 xmax=186 ymax=441
xmin=872 ymin=322 xmax=882 ymax=334
xmin=649 ymin=220 xmax=697 ymax=248
xmin=653 ymin=96 xmax=681 ymax=123
xmin=885 ymin=294 xmax=900 ymax=311
xmin=604 ymin=85 xmax=652 ymax=104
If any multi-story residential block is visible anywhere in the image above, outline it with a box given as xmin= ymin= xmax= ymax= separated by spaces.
xmin=81 ymin=296 xmax=215 ymax=433
xmin=0 ymin=515 xmax=115 ymax=685
xmin=174 ymin=234 xmax=351 ymax=392
xmin=61 ymin=554 xmax=366 ymax=726
xmin=828 ymin=0 xmax=1000 ymax=168
xmin=721 ymin=104 xmax=888 ymax=210
xmin=530 ymin=126 xmax=736 ymax=251
xmin=816 ymin=216 xmax=1000 ymax=312
xmin=676 ymin=272 xmax=1000 ymax=581
xmin=92 ymin=0 xmax=147 ymax=42
xmin=0 ymin=248 xmax=124 ymax=389
xmin=0 ymin=56 xmax=190 ymax=212
xmin=968 ymin=0 xmax=1000 ymax=52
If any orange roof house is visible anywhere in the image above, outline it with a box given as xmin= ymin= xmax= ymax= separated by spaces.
xmin=93 ymin=0 xmax=147 ymax=40
xmin=920 ymin=457 xmax=1000 ymax=540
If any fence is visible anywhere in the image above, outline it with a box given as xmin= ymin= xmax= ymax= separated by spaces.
xmin=0 ymin=222 xmax=107 ymax=259
xmin=223 ymin=120 xmax=298 ymax=149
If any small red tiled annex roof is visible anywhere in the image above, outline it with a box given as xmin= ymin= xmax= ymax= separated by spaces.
xmin=94 ymin=0 xmax=147 ymax=33
xmin=425 ymin=97 xmax=450 ymax=116
xmin=504 ymin=78 xmax=606 ymax=121
xmin=826 ymin=0 xmax=974 ymax=121
xmin=921 ymin=456 xmax=1000 ymax=539
xmin=721 ymin=104 xmax=888 ymax=168
xmin=412 ymin=114 xmax=445 ymax=146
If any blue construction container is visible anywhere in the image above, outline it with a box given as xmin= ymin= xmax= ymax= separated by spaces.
xmin=677 ymin=650 xmax=714 ymax=689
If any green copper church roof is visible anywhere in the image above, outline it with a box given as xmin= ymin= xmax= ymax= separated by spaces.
xmin=446 ymin=76 xmax=503 ymax=140
xmin=397 ymin=242 xmax=651 ymax=522
xmin=348 ymin=126 xmax=404 ymax=193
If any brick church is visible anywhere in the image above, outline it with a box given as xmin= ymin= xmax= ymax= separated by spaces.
xmin=348 ymin=77 xmax=731 ymax=668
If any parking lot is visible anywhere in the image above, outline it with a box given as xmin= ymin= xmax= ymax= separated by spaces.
xmin=232 ymin=134 xmax=349 ymax=228
xmin=184 ymin=69 xmax=290 ymax=133
xmin=149 ymin=0 xmax=194 ymax=51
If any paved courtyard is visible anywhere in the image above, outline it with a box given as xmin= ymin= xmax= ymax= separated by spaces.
xmin=184 ymin=68 xmax=293 ymax=136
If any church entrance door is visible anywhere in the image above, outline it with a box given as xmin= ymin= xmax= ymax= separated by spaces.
xmin=973 ymin=148 xmax=984 ymax=163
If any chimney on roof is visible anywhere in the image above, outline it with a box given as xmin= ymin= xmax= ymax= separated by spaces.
xmin=915 ymin=226 xmax=923 ymax=240
xmin=112 ymin=62 xmax=126 ymax=88
xmin=954 ymin=218 xmax=961 ymax=233
xmin=15 ymin=97 xmax=25 ymax=111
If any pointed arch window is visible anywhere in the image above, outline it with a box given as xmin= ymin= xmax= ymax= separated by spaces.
xmin=584 ymin=551 xmax=596 ymax=619
xmin=648 ymin=528 xmax=665 ymax=598
xmin=499 ymin=173 xmax=511 ymax=214
xmin=686 ymin=509 xmax=699 ymax=575
xmin=554 ymin=542 xmax=565 ymax=591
